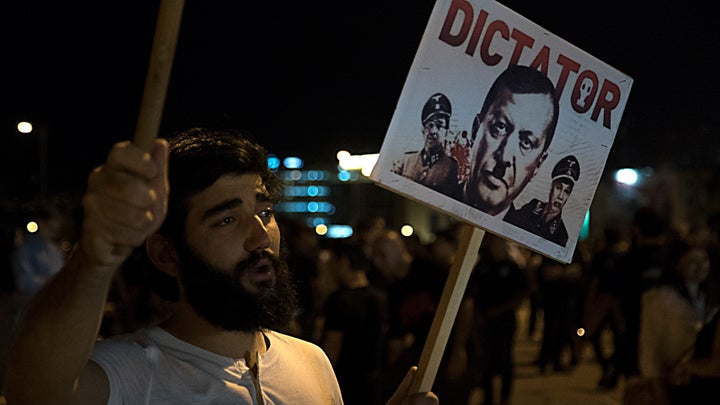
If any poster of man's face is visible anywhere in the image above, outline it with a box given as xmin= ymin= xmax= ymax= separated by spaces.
xmin=464 ymin=66 xmax=559 ymax=216
xmin=371 ymin=0 xmax=632 ymax=263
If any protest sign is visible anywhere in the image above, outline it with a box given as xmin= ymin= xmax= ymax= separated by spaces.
xmin=371 ymin=0 xmax=633 ymax=263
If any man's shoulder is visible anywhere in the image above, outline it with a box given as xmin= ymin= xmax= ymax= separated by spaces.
xmin=504 ymin=199 xmax=543 ymax=222
xmin=392 ymin=151 xmax=421 ymax=174
xmin=522 ymin=198 xmax=545 ymax=211
xmin=266 ymin=330 xmax=325 ymax=354
xmin=91 ymin=328 xmax=157 ymax=363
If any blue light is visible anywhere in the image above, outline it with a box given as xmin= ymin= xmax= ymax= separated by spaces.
xmin=283 ymin=186 xmax=305 ymax=197
xmin=267 ymin=155 xmax=280 ymax=170
xmin=307 ymin=202 xmax=319 ymax=213
xmin=580 ymin=211 xmax=590 ymax=241
xmin=312 ymin=217 xmax=326 ymax=226
xmin=326 ymin=225 xmax=354 ymax=239
xmin=321 ymin=202 xmax=336 ymax=215
xmin=338 ymin=171 xmax=351 ymax=182
xmin=283 ymin=157 xmax=304 ymax=169
xmin=282 ymin=186 xmax=329 ymax=197
xmin=275 ymin=202 xmax=308 ymax=213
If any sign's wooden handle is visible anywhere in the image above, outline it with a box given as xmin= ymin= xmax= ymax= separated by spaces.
xmin=112 ymin=0 xmax=184 ymax=258
xmin=133 ymin=0 xmax=185 ymax=152
xmin=409 ymin=224 xmax=485 ymax=393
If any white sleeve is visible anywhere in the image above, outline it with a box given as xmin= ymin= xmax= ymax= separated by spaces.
xmin=90 ymin=336 xmax=152 ymax=405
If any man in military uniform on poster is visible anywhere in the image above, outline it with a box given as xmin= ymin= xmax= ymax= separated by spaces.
xmin=503 ymin=155 xmax=580 ymax=247
xmin=392 ymin=92 xmax=460 ymax=198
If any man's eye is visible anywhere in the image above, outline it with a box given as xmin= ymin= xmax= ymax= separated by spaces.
xmin=490 ymin=121 xmax=508 ymax=138
xmin=218 ymin=217 xmax=236 ymax=227
xmin=258 ymin=209 xmax=274 ymax=224
xmin=519 ymin=135 xmax=535 ymax=152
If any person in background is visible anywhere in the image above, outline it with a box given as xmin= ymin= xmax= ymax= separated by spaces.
xmin=3 ymin=128 xmax=438 ymax=405
xmin=468 ymin=233 xmax=529 ymax=405
xmin=617 ymin=207 xmax=670 ymax=380
xmin=582 ymin=222 xmax=629 ymax=389
xmin=371 ymin=228 xmax=449 ymax=401
xmin=13 ymin=200 xmax=69 ymax=300
xmin=670 ymin=302 xmax=720 ymax=404
xmin=275 ymin=215 xmax=321 ymax=341
xmin=535 ymin=249 xmax=586 ymax=374
xmin=320 ymin=240 xmax=388 ymax=405
xmin=350 ymin=215 xmax=387 ymax=290
xmin=637 ymin=237 xmax=710 ymax=403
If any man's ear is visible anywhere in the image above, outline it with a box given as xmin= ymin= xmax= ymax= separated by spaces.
xmin=146 ymin=233 xmax=179 ymax=277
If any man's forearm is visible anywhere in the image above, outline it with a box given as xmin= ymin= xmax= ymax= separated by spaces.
xmin=4 ymin=249 xmax=116 ymax=404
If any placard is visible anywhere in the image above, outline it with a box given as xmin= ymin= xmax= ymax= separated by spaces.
xmin=370 ymin=0 xmax=633 ymax=263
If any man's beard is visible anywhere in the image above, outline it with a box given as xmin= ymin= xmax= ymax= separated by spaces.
xmin=175 ymin=240 xmax=297 ymax=333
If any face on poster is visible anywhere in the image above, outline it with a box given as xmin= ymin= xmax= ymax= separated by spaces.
xmin=370 ymin=0 xmax=633 ymax=263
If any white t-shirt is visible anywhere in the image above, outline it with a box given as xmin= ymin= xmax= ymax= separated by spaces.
xmin=90 ymin=326 xmax=343 ymax=404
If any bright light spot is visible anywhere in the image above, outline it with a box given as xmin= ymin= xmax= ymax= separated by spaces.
xmin=336 ymin=150 xmax=350 ymax=161
xmin=361 ymin=164 xmax=374 ymax=177
xmin=580 ymin=211 xmax=590 ymax=241
xmin=315 ymin=224 xmax=328 ymax=236
xmin=307 ymin=202 xmax=319 ymax=213
xmin=307 ymin=185 xmax=319 ymax=197
xmin=576 ymin=328 xmax=585 ymax=337
xmin=26 ymin=221 xmax=39 ymax=233
xmin=267 ymin=155 xmax=280 ymax=170
xmin=337 ymin=153 xmax=379 ymax=176
xmin=400 ymin=225 xmax=414 ymax=237
xmin=615 ymin=168 xmax=638 ymax=185
xmin=326 ymin=225 xmax=354 ymax=239
xmin=17 ymin=122 xmax=33 ymax=134
xmin=283 ymin=157 xmax=304 ymax=169
xmin=338 ymin=171 xmax=351 ymax=182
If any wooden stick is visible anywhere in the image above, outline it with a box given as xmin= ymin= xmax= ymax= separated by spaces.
xmin=112 ymin=0 xmax=184 ymax=257
xmin=409 ymin=224 xmax=485 ymax=393
xmin=133 ymin=0 xmax=185 ymax=152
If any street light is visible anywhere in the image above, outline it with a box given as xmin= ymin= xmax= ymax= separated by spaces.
xmin=17 ymin=120 xmax=48 ymax=195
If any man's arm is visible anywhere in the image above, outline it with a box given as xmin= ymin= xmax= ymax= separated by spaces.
xmin=3 ymin=140 xmax=168 ymax=404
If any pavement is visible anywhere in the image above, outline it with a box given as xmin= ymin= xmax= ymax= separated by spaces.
xmin=466 ymin=300 xmax=625 ymax=405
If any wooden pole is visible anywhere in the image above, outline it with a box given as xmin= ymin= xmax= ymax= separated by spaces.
xmin=112 ymin=0 xmax=184 ymax=257
xmin=409 ymin=224 xmax=485 ymax=393
xmin=133 ymin=0 xmax=185 ymax=152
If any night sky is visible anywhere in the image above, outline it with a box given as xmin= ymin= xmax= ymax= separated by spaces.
xmin=3 ymin=0 xmax=719 ymax=197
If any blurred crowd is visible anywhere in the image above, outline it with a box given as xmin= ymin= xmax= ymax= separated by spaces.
xmin=2 ymin=196 xmax=720 ymax=405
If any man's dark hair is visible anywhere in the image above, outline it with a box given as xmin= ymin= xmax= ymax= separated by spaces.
xmin=327 ymin=240 xmax=372 ymax=273
xmin=146 ymin=127 xmax=281 ymax=301
xmin=473 ymin=65 xmax=560 ymax=151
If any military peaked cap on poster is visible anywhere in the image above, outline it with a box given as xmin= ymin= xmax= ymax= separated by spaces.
xmin=422 ymin=93 xmax=452 ymax=126
xmin=552 ymin=155 xmax=580 ymax=183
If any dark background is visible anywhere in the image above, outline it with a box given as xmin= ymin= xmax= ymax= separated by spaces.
xmin=2 ymin=0 xmax=718 ymax=196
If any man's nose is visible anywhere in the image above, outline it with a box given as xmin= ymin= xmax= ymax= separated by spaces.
xmin=245 ymin=215 xmax=272 ymax=252
xmin=491 ymin=160 xmax=511 ymax=178
xmin=491 ymin=141 xmax=511 ymax=178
